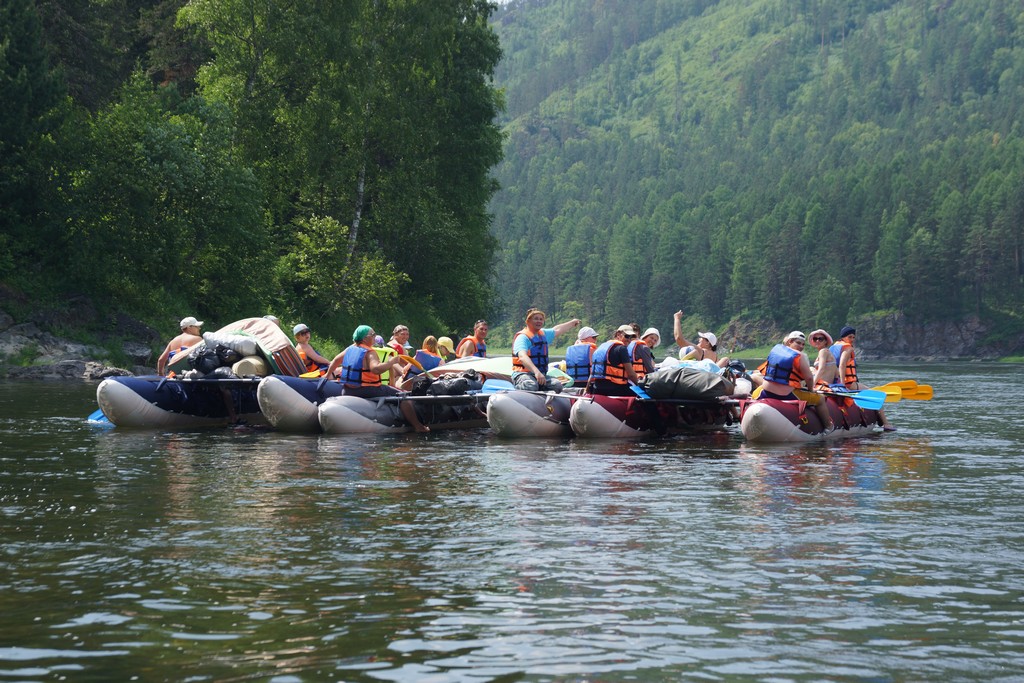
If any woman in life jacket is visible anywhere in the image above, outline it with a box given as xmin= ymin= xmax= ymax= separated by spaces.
xmin=761 ymin=331 xmax=833 ymax=431
xmin=323 ymin=325 xmax=430 ymax=432
xmin=293 ymin=323 xmax=331 ymax=376
xmin=808 ymin=328 xmax=842 ymax=390
xmin=830 ymin=326 xmax=896 ymax=431
xmin=564 ymin=326 xmax=599 ymax=385
xmin=405 ymin=336 xmax=446 ymax=378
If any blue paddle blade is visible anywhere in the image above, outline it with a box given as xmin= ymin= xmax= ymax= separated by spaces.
xmin=481 ymin=378 xmax=515 ymax=394
xmin=848 ymin=389 xmax=886 ymax=410
xmin=87 ymin=408 xmax=112 ymax=424
xmin=629 ymin=383 xmax=651 ymax=399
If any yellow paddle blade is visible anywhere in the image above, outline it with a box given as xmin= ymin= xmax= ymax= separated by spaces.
xmin=299 ymin=370 xmax=321 ymax=379
xmin=870 ymin=384 xmax=904 ymax=402
xmin=399 ymin=354 xmax=424 ymax=371
xmin=886 ymin=380 xmax=919 ymax=390
xmin=903 ymin=384 xmax=933 ymax=400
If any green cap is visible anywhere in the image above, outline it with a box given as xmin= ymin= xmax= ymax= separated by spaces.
xmin=353 ymin=325 xmax=373 ymax=343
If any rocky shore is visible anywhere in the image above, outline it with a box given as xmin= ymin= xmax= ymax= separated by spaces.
xmin=0 ymin=308 xmax=157 ymax=381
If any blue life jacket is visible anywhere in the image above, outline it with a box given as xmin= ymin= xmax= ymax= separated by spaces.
xmin=564 ymin=343 xmax=595 ymax=383
xmin=591 ymin=340 xmax=627 ymax=384
xmin=341 ymin=345 xmax=380 ymax=387
xmin=512 ymin=329 xmax=549 ymax=374
xmin=406 ymin=350 xmax=443 ymax=377
xmin=764 ymin=343 xmax=801 ymax=387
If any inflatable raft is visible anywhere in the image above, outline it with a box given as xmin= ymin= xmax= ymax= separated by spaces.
xmin=569 ymin=393 xmax=736 ymax=439
xmin=318 ymin=393 xmax=489 ymax=434
xmin=95 ymin=317 xmax=305 ymax=428
xmin=739 ymin=394 xmax=883 ymax=442
xmin=486 ymin=389 xmax=576 ymax=438
xmin=256 ymin=374 xmax=344 ymax=432
xmin=95 ymin=376 xmax=265 ymax=428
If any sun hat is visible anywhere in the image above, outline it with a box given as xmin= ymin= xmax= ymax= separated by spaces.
xmin=642 ymin=327 xmax=661 ymax=346
xmin=180 ymin=316 xmax=203 ymax=329
xmin=293 ymin=323 xmax=310 ymax=335
xmin=352 ymin=324 xmax=373 ymax=343
xmin=784 ymin=330 xmax=806 ymax=343
xmin=616 ymin=324 xmax=636 ymax=336
xmin=577 ymin=326 xmax=598 ymax=341
xmin=839 ymin=325 xmax=856 ymax=339
xmin=809 ymin=329 xmax=833 ymax=346
xmin=437 ymin=336 xmax=455 ymax=355
xmin=698 ymin=331 xmax=717 ymax=347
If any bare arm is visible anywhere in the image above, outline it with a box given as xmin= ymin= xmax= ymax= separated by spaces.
xmin=799 ymin=354 xmax=815 ymax=391
xmin=673 ymin=310 xmax=692 ymax=348
xmin=156 ymin=342 xmax=174 ymax=374
xmin=300 ymin=342 xmax=331 ymax=365
xmin=551 ymin=318 xmax=580 ymax=338
xmin=455 ymin=339 xmax=475 ymax=358
xmin=324 ymin=353 xmax=344 ymax=380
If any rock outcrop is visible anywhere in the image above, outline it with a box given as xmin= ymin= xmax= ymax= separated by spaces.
xmin=0 ymin=306 xmax=154 ymax=380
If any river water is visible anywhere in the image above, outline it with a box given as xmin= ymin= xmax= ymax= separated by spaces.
xmin=1 ymin=362 xmax=1022 ymax=682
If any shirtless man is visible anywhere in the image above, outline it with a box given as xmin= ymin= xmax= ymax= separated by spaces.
xmin=157 ymin=316 xmax=204 ymax=374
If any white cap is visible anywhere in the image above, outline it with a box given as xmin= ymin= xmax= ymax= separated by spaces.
xmin=616 ymin=324 xmax=636 ymax=336
xmin=293 ymin=323 xmax=310 ymax=335
xmin=180 ymin=316 xmax=203 ymax=329
xmin=784 ymin=330 xmax=806 ymax=343
xmin=263 ymin=315 xmax=280 ymax=323
xmin=642 ymin=327 xmax=660 ymax=345
xmin=577 ymin=326 xmax=598 ymax=341
xmin=698 ymin=331 xmax=717 ymax=346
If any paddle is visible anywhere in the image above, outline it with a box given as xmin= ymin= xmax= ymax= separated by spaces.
xmin=480 ymin=378 xmax=571 ymax=396
xmin=870 ymin=384 xmax=904 ymax=402
xmin=87 ymin=408 xmax=111 ymax=424
xmin=815 ymin=388 xmax=887 ymax=411
xmin=481 ymin=378 xmax=514 ymax=393
xmin=629 ymin=382 xmax=651 ymax=399
xmin=902 ymin=384 xmax=933 ymax=400
xmin=399 ymin=354 xmax=424 ymax=371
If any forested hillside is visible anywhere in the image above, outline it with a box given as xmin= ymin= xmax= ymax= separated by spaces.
xmin=487 ymin=0 xmax=1024 ymax=347
xmin=1 ymin=0 xmax=502 ymax=342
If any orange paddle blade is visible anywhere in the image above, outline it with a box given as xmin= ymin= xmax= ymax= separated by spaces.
xmin=399 ymin=354 xmax=424 ymax=371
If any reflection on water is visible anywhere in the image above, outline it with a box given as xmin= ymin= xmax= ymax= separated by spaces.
xmin=2 ymin=364 xmax=1024 ymax=680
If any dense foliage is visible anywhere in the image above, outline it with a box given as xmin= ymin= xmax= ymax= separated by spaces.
xmin=488 ymin=0 xmax=1024 ymax=342
xmin=2 ymin=0 xmax=503 ymax=340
